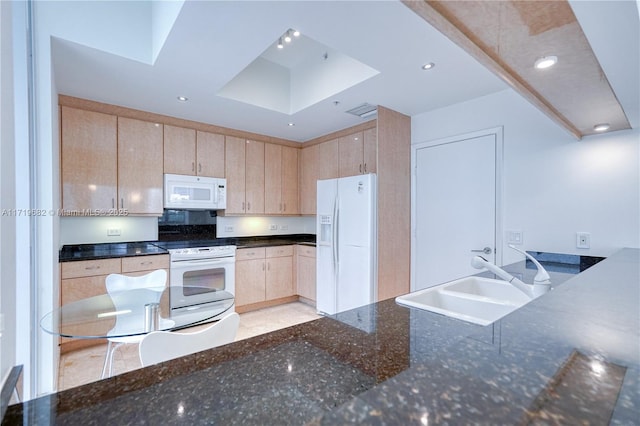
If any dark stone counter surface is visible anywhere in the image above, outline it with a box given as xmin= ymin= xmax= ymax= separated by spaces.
xmin=59 ymin=234 xmax=315 ymax=262
xmin=8 ymin=249 xmax=638 ymax=425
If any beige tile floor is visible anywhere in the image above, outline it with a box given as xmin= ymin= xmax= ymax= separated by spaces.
xmin=58 ymin=302 xmax=320 ymax=391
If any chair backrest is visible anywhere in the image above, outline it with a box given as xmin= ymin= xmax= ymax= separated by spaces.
xmin=105 ymin=269 xmax=167 ymax=294
xmin=139 ymin=312 xmax=240 ymax=367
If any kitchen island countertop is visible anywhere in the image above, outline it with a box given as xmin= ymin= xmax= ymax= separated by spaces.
xmin=6 ymin=249 xmax=638 ymax=424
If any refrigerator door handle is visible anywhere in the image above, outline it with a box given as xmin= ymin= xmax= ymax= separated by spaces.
xmin=333 ymin=195 xmax=340 ymax=283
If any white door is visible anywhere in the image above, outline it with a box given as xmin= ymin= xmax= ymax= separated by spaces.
xmin=412 ymin=129 xmax=502 ymax=291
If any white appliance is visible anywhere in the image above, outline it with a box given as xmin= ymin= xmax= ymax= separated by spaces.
xmin=316 ymin=174 xmax=377 ymax=315
xmin=169 ymin=245 xmax=236 ymax=314
xmin=164 ymin=173 xmax=226 ymax=210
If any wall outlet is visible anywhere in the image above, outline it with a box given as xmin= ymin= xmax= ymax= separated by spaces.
xmin=269 ymin=224 xmax=278 ymax=231
xmin=224 ymin=225 xmax=234 ymax=232
xmin=506 ymin=230 xmax=523 ymax=245
xmin=107 ymin=228 xmax=121 ymax=236
xmin=576 ymin=232 xmax=591 ymax=249
xmin=279 ymin=225 xmax=288 ymax=231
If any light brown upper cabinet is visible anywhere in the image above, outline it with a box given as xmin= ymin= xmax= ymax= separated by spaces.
xmin=318 ymin=138 xmax=339 ymax=180
xmin=61 ymin=106 xmax=118 ymax=211
xmin=338 ymin=128 xmax=377 ymax=177
xmin=117 ymin=117 xmax=164 ymax=215
xmin=225 ymin=137 xmax=264 ymax=214
xmin=299 ymin=144 xmax=319 ymax=215
xmin=265 ymin=144 xmax=299 ymax=215
xmin=164 ymin=126 xmax=225 ymax=177
xmin=196 ymin=131 xmax=225 ymax=177
xmin=163 ymin=125 xmax=196 ymax=175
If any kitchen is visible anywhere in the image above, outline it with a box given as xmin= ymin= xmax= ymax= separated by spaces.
xmin=1 ymin=0 xmax=639 ymax=424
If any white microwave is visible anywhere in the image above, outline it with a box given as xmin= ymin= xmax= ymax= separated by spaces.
xmin=164 ymin=174 xmax=226 ymax=210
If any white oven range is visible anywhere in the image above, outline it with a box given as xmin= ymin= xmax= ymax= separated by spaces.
xmin=168 ymin=245 xmax=236 ymax=316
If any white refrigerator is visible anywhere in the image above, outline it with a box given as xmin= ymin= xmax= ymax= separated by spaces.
xmin=316 ymin=173 xmax=377 ymax=315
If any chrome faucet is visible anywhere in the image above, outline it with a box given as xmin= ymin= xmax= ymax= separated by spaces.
xmin=471 ymin=247 xmax=551 ymax=298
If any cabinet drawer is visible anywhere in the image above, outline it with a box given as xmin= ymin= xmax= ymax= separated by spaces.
xmin=266 ymin=245 xmax=293 ymax=258
xmin=237 ymin=247 xmax=266 ymax=261
xmin=297 ymin=245 xmax=316 ymax=258
xmin=121 ymin=254 xmax=170 ymax=273
xmin=60 ymin=258 xmax=121 ymax=279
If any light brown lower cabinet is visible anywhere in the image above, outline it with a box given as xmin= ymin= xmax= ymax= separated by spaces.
xmin=59 ymin=255 xmax=169 ymax=353
xmin=296 ymin=245 xmax=316 ymax=304
xmin=235 ymin=245 xmax=295 ymax=312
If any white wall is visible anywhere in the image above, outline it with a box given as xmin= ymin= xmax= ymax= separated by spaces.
xmin=217 ymin=216 xmax=315 ymax=238
xmin=412 ymin=89 xmax=639 ymax=265
xmin=0 ymin=0 xmax=17 ymax=391
xmin=59 ymin=217 xmax=158 ymax=246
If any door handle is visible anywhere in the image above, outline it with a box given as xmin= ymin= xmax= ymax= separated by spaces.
xmin=471 ymin=247 xmax=492 ymax=255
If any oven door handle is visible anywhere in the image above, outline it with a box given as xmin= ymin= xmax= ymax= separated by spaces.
xmin=171 ymin=258 xmax=235 ymax=266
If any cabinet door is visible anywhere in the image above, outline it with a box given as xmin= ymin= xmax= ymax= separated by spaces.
xmin=61 ymin=106 xmax=117 ymax=211
xmin=164 ymin=125 xmax=196 ymax=175
xmin=338 ymin=132 xmax=363 ymax=177
xmin=196 ymin=131 xmax=225 ymax=177
xmin=318 ymin=138 xmax=339 ymax=180
xmin=245 ymin=140 xmax=265 ymax=214
xmin=224 ymin=136 xmax=246 ymax=214
xmin=118 ymin=117 xmax=164 ymax=215
xmin=264 ymin=143 xmax=282 ymax=214
xmin=297 ymin=253 xmax=316 ymax=301
xmin=266 ymin=256 xmax=293 ymax=299
xmin=235 ymin=259 xmax=266 ymax=306
xmin=363 ymin=127 xmax=377 ymax=174
xmin=281 ymin=146 xmax=299 ymax=214
xmin=300 ymin=144 xmax=319 ymax=215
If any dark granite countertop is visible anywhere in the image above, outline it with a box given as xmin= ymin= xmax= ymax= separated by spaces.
xmin=8 ymin=249 xmax=638 ymax=424
xmin=59 ymin=235 xmax=316 ymax=262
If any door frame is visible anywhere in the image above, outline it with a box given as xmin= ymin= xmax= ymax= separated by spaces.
xmin=410 ymin=126 xmax=504 ymax=292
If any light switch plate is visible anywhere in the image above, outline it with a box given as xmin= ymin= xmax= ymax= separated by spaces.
xmin=107 ymin=228 xmax=121 ymax=236
xmin=269 ymin=224 xmax=277 ymax=231
xmin=224 ymin=225 xmax=234 ymax=232
xmin=507 ymin=230 xmax=523 ymax=245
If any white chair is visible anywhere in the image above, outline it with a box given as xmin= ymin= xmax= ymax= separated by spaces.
xmin=138 ymin=312 xmax=240 ymax=367
xmin=101 ymin=269 xmax=167 ymax=379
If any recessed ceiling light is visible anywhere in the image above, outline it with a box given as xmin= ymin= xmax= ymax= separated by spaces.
xmin=288 ymin=122 xmax=295 ymax=127
xmin=534 ymin=56 xmax=558 ymax=70
xmin=593 ymin=123 xmax=610 ymax=132
xmin=422 ymin=62 xmax=435 ymax=70
xmin=277 ymin=38 xmax=284 ymax=49
xmin=177 ymin=96 xmax=188 ymax=102
xmin=293 ymin=29 xmax=300 ymax=37
xmin=284 ymin=31 xmax=292 ymax=43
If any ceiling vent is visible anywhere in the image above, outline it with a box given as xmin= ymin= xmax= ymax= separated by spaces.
xmin=346 ymin=103 xmax=378 ymax=119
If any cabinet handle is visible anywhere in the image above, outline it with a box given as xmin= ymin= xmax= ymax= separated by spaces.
xmin=279 ymin=203 xmax=282 ymax=212
xmin=140 ymin=261 xmax=152 ymax=266
xmin=112 ymin=198 xmax=115 ymax=208
xmin=359 ymin=164 xmax=362 ymax=173
xmin=121 ymin=198 xmax=124 ymax=208
xmin=247 ymin=202 xmax=251 ymax=211
xmin=192 ymin=162 xmax=195 ymax=172
xmin=364 ymin=163 xmax=367 ymax=173
xmin=242 ymin=202 xmax=245 ymax=212
xmin=198 ymin=163 xmax=202 ymax=173
xmin=85 ymin=266 xmax=100 ymax=270
xmin=267 ymin=262 xmax=270 ymax=271
xmin=262 ymin=262 xmax=265 ymax=271
xmin=283 ymin=203 xmax=286 ymax=212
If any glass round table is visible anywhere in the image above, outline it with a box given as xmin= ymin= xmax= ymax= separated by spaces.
xmin=41 ymin=286 xmax=235 ymax=339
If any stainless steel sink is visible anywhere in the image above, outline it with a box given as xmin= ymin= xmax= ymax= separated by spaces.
xmin=395 ymin=276 xmax=533 ymax=325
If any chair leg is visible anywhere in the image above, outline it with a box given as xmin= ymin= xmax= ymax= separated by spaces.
xmin=101 ymin=341 xmax=113 ymax=379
